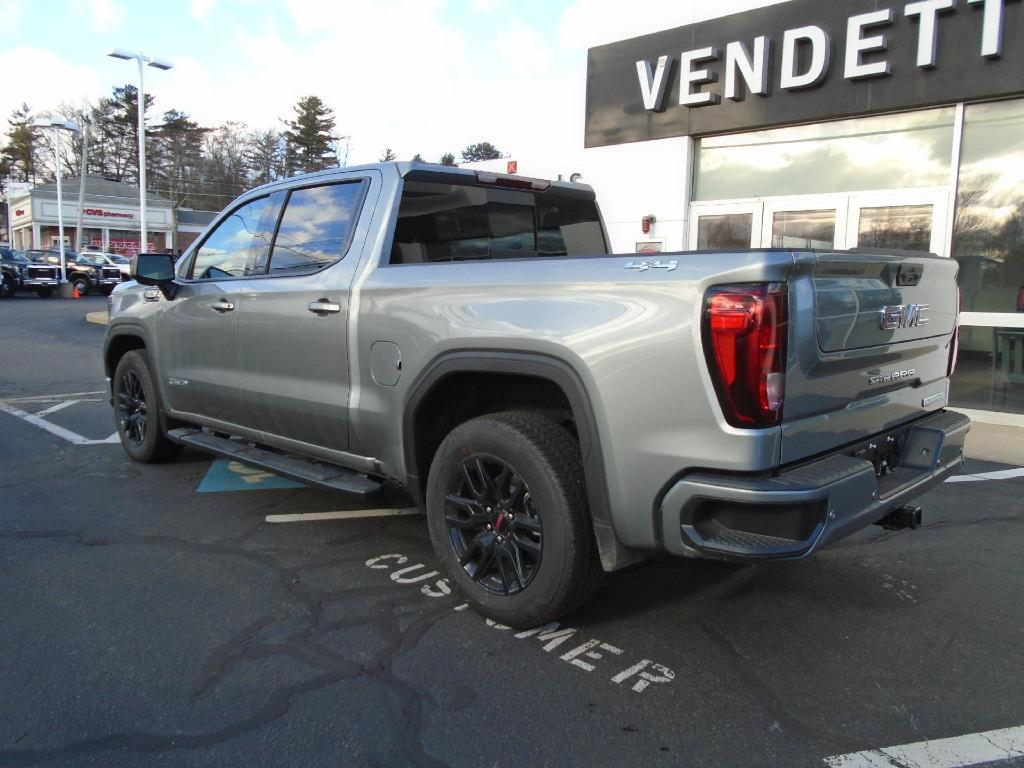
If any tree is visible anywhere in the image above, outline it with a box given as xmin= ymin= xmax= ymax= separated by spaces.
xmin=2 ymin=104 xmax=37 ymax=182
xmin=379 ymin=146 xmax=397 ymax=162
xmin=282 ymin=95 xmax=337 ymax=175
xmin=411 ymin=152 xmax=423 ymax=162
xmin=202 ymin=122 xmax=250 ymax=211
xmin=460 ymin=141 xmax=502 ymax=162
xmin=151 ymin=110 xmax=208 ymax=211
xmin=439 ymin=152 xmax=457 ymax=166
xmin=246 ymin=128 xmax=284 ymax=186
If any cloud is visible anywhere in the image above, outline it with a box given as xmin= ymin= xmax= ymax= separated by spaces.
xmin=0 ymin=47 xmax=105 ymax=123
xmin=559 ymin=0 xmax=793 ymax=49
xmin=189 ymin=0 xmax=216 ymax=23
xmin=87 ymin=0 xmax=123 ymax=32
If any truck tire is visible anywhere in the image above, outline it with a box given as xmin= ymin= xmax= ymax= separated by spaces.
xmin=0 ymin=274 xmax=15 ymax=297
xmin=426 ymin=410 xmax=602 ymax=628
xmin=72 ymin=274 xmax=91 ymax=295
xmin=113 ymin=350 xmax=183 ymax=463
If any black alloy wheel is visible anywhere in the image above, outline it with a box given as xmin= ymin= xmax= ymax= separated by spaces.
xmin=445 ymin=455 xmax=543 ymax=595
xmin=118 ymin=369 xmax=148 ymax=447
xmin=73 ymin=276 xmax=90 ymax=295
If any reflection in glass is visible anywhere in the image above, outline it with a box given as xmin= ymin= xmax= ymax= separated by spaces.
xmin=857 ymin=205 xmax=933 ymax=252
xmin=695 ymin=108 xmax=955 ymax=201
xmin=269 ymin=183 xmax=362 ymax=273
xmin=192 ymin=197 xmax=270 ymax=280
xmin=696 ymin=213 xmax=752 ymax=250
xmin=950 ymin=327 xmax=1024 ymax=415
xmin=771 ymin=210 xmax=835 ymax=249
xmin=952 ymin=98 xmax=1024 ymax=314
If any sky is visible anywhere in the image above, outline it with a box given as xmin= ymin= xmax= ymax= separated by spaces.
xmin=0 ymin=0 xmax=784 ymax=170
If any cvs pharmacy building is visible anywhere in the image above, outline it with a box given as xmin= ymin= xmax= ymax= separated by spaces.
xmin=587 ymin=0 xmax=1024 ymax=422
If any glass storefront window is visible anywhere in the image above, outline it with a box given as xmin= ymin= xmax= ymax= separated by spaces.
xmin=694 ymin=108 xmax=955 ymax=201
xmin=771 ymin=210 xmax=835 ymax=249
xmin=857 ymin=205 xmax=933 ymax=252
xmin=952 ymin=99 xmax=1024 ymax=315
xmin=696 ymin=213 xmax=752 ymax=249
xmin=951 ymin=326 xmax=1024 ymax=414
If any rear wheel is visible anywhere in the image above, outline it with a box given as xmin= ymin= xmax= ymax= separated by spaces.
xmin=426 ymin=411 xmax=601 ymax=628
xmin=72 ymin=275 xmax=90 ymax=295
xmin=113 ymin=350 xmax=183 ymax=463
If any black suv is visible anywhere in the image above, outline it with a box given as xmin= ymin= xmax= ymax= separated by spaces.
xmin=0 ymin=246 xmax=21 ymax=298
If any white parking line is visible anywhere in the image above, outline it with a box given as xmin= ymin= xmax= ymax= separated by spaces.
xmin=946 ymin=467 xmax=1024 ymax=483
xmin=824 ymin=724 xmax=1024 ymax=767
xmin=3 ymin=391 xmax=105 ymax=402
xmin=265 ymin=508 xmax=419 ymax=523
xmin=0 ymin=399 xmax=119 ymax=446
xmin=34 ymin=400 xmax=80 ymax=417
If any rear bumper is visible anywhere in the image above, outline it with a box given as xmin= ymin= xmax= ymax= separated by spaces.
xmin=659 ymin=410 xmax=970 ymax=560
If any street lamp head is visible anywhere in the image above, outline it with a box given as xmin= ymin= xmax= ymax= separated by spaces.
xmin=147 ymin=56 xmax=173 ymax=70
xmin=32 ymin=118 xmax=81 ymax=133
xmin=108 ymin=47 xmax=136 ymax=61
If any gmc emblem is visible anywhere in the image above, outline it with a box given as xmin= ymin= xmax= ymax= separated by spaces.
xmin=880 ymin=303 xmax=930 ymax=330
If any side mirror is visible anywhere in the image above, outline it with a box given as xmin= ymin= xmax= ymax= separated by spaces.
xmin=131 ymin=252 xmax=177 ymax=298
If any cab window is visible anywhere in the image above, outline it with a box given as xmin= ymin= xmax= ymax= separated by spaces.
xmin=263 ymin=182 xmax=364 ymax=274
xmin=190 ymin=196 xmax=273 ymax=280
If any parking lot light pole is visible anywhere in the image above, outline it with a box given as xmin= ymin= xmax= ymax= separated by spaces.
xmin=33 ymin=118 xmax=81 ymax=291
xmin=107 ymin=48 xmax=173 ymax=255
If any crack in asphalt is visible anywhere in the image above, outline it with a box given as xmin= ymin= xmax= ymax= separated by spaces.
xmin=0 ymin=525 xmax=455 ymax=767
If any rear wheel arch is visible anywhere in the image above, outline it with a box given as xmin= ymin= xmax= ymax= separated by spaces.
xmin=402 ymin=352 xmax=638 ymax=571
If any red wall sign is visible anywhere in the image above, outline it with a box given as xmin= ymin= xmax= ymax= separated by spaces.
xmin=83 ymin=208 xmax=134 ymax=219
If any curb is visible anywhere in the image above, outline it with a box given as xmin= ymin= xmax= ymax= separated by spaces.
xmin=85 ymin=311 xmax=109 ymax=326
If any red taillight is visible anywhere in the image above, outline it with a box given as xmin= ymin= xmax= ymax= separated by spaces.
xmin=702 ymin=283 xmax=788 ymax=428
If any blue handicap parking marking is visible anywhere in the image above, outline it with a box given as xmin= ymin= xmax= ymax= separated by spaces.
xmin=197 ymin=459 xmax=307 ymax=493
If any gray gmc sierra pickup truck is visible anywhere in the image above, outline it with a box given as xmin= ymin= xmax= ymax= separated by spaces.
xmin=104 ymin=161 xmax=969 ymax=627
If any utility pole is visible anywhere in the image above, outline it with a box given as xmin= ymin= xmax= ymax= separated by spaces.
xmin=75 ymin=121 xmax=90 ymax=251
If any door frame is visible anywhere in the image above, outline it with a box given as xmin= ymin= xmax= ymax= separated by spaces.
xmin=845 ymin=188 xmax=949 ymax=256
xmin=690 ymin=187 xmax=950 ymax=255
xmin=688 ymin=201 xmax=762 ymax=249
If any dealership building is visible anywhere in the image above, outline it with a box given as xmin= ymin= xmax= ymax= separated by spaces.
xmin=578 ymin=0 xmax=1024 ymax=424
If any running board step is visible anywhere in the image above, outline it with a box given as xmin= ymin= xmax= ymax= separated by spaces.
xmin=167 ymin=428 xmax=382 ymax=496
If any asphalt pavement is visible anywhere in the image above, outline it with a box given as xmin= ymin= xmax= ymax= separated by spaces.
xmin=1 ymin=294 xmax=1022 ymax=768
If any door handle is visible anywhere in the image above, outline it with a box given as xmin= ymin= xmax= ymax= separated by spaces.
xmin=308 ymin=300 xmax=342 ymax=315
xmin=211 ymin=300 xmax=235 ymax=313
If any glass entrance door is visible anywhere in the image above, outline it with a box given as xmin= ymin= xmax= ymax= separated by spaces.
xmin=690 ymin=191 xmax=949 ymax=255
xmin=847 ymin=192 xmax=948 ymax=255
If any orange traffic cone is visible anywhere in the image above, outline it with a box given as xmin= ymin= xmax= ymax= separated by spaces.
xmin=72 ymin=285 xmax=80 ymax=299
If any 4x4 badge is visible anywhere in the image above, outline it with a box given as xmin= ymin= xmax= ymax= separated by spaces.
xmin=625 ymin=260 xmax=678 ymax=272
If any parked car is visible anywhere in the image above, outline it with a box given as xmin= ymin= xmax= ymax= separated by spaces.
xmin=0 ymin=248 xmax=19 ymax=298
xmin=27 ymin=250 xmax=122 ymax=295
xmin=104 ymin=162 xmax=968 ymax=627
xmin=84 ymin=251 xmax=132 ymax=280
xmin=7 ymin=249 xmax=60 ymax=297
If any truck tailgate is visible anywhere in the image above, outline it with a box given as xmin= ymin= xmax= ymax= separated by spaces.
xmin=781 ymin=251 xmax=959 ymax=465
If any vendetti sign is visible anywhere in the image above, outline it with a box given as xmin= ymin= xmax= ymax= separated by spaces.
xmin=585 ymin=0 xmax=1024 ymax=147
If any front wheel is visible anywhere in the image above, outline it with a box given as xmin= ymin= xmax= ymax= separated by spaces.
xmin=113 ymin=350 xmax=183 ymax=463
xmin=0 ymin=275 xmax=15 ymax=298
xmin=72 ymin=275 xmax=91 ymax=295
xmin=426 ymin=411 xmax=602 ymax=628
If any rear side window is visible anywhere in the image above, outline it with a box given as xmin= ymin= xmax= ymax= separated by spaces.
xmin=389 ymin=180 xmax=606 ymax=264
xmin=266 ymin=182 xmax=363 ymax=274
xmin=191 ymin=196 xmax=272 ymax=280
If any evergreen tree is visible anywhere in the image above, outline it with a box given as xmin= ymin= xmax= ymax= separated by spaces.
xmin=152 ymin=110 xmax=208 ymax=210
xmin=2 ymin=104 xmax=37 ymax=182
xmin=460 ymin=141 xmax=502 ymax=162
xmin=246 ymin=129 xmax=284 ymax=186
xmin=282 ymin=96 xmax=337 ymax=175
xmin=439 ymin=152 xmax=457 ymax=166
xmin=411 ymin=152 xmax=424 ymax=162
xmin=379 ymin=146 xmax=397 ymax=162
